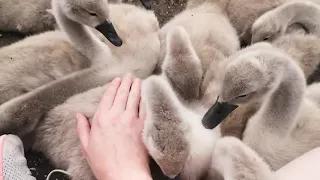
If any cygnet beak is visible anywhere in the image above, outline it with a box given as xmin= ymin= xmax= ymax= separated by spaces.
xmin=170 ymin=173 xmax=181 ymax=180
xmin=202 ymin=96 xmax=238 ymax=129
xmin=95 ymin=20 xmax=122 ymax=47
xmin=140 ymin=0 xmax=152 ymax=9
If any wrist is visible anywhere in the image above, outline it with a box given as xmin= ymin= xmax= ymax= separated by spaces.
xmin=101 ymin=167 xmax=152 ymax=180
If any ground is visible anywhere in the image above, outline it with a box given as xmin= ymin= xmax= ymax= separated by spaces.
xmin=0 ymin=0 xmax=186 ymax=179
xmin=125 ymin=0 xmax=187 ymax=26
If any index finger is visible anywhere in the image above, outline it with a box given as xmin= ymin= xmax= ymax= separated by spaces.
xmin=111 ymin=73 xmax=134 ymax=112
xmin=126 ymin=78 xmax=141 ymax=116
xmin=99 ymin=77 xmax=121 ymax=110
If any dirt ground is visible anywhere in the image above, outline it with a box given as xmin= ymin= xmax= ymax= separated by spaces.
xmin=124 ymin=0 xmax=187 ymax=26
xmin=0 ymin=1 xmax=186 ymax=180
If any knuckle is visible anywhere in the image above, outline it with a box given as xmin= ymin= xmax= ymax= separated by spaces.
xmin=106 ymin=85 xmax=115 ymax=92
xmin=95 ymin=119 xmax=104 ymax=127
xmin=104 ymin=90 xmax=115 ymax=98
xmin=112 ymin=80 xmax=119 ymax=85
xmin=125 ymin=114 xmax=136 ymax=122
xmin=119 ymin=89 xmax=129 ymax=96
xmin=92 ymin=113 xmax=101 ymax=123
xmin=95 ymin=116 xmax=109 ymax=127
xmin=109 ymin=113 xmax=121 ymax=122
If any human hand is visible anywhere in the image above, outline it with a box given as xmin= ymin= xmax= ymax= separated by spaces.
xmin=76 ymin=73 xmax=150 ymax=180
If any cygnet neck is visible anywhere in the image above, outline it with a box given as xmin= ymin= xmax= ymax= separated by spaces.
xmin=52 ymin=0 xmax=113 ymax=66
xmin=257 ymin=55 xmax=306 ymax=137
xmin=277 ymin=1 xmax=320 ymax=36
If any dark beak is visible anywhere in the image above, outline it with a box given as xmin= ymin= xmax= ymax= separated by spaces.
xmin=173 ymin=174 xmax=181 ymax=180
xmin=240 ymin=38 xmax=249 ymax=48
xmin=239 ymin=27 xmax=252 ymax=47
xmin=202 ymin=97 xmax=238 ymax=129
xmin=140 ymin=0 xmax=152 ymax=9
xmin=95 ymin=20 xmax=122 ymax=47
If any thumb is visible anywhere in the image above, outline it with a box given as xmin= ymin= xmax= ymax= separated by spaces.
xmin=76 ymin=113 xmax=90 ymax=150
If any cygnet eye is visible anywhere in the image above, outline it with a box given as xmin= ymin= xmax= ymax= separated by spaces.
xmin=238 ymin=94 xmax=248 ymax=98
xmin=263 ymin=35 xmax=271 ymax=41
xmin=88 ymin=11 xmax=97 ymax=16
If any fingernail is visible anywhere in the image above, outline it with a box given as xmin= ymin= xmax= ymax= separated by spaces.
xmin=125 ymin=73 xmax=133 ymax=78
xmin=112 ymin=77 xmax=121 ymax=83
xmin=114 ymin=77 xmax=121 ymax=81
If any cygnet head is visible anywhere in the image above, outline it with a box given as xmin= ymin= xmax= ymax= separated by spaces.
xmin=54 ymin=0 xmax=122 ymax=46
xmin=202 ymin=43 xmax=277 ymax=130
xmin=251 ymin=13 xmax=282 ymax=44
xmin=219 ymin=44 xmax=286 ymax=105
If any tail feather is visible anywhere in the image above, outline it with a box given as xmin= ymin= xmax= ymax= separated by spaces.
xmin=162 ymin=26 xmax=203 ymax=101
xmin=142 ymin=76 xmax=190 ymax=178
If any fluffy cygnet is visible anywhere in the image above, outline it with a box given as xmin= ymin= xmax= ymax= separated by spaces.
xmin=142 ymin=75 xmax=217 ymax=180
xmin=186 ymin=0 xmax=283 ymax=47
xmin=0 ymin=0 xmax=124 ymax=105
xmin=141 ymin=27 xmax=221 ymax=180
xmin=155 ymin=0 xmax=239 ymax=74
xmin=251 ymin=1 xmax=320 ymax=44
xmin=0 ymin=1 xmax=160 ymax=137
xmin=220 ymin=32 xmax=320 ymax=139
xmin=216 ymin=43 xmax=320 ymax=170
xmin=0 ymin=0 xmax=151 ymax=34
